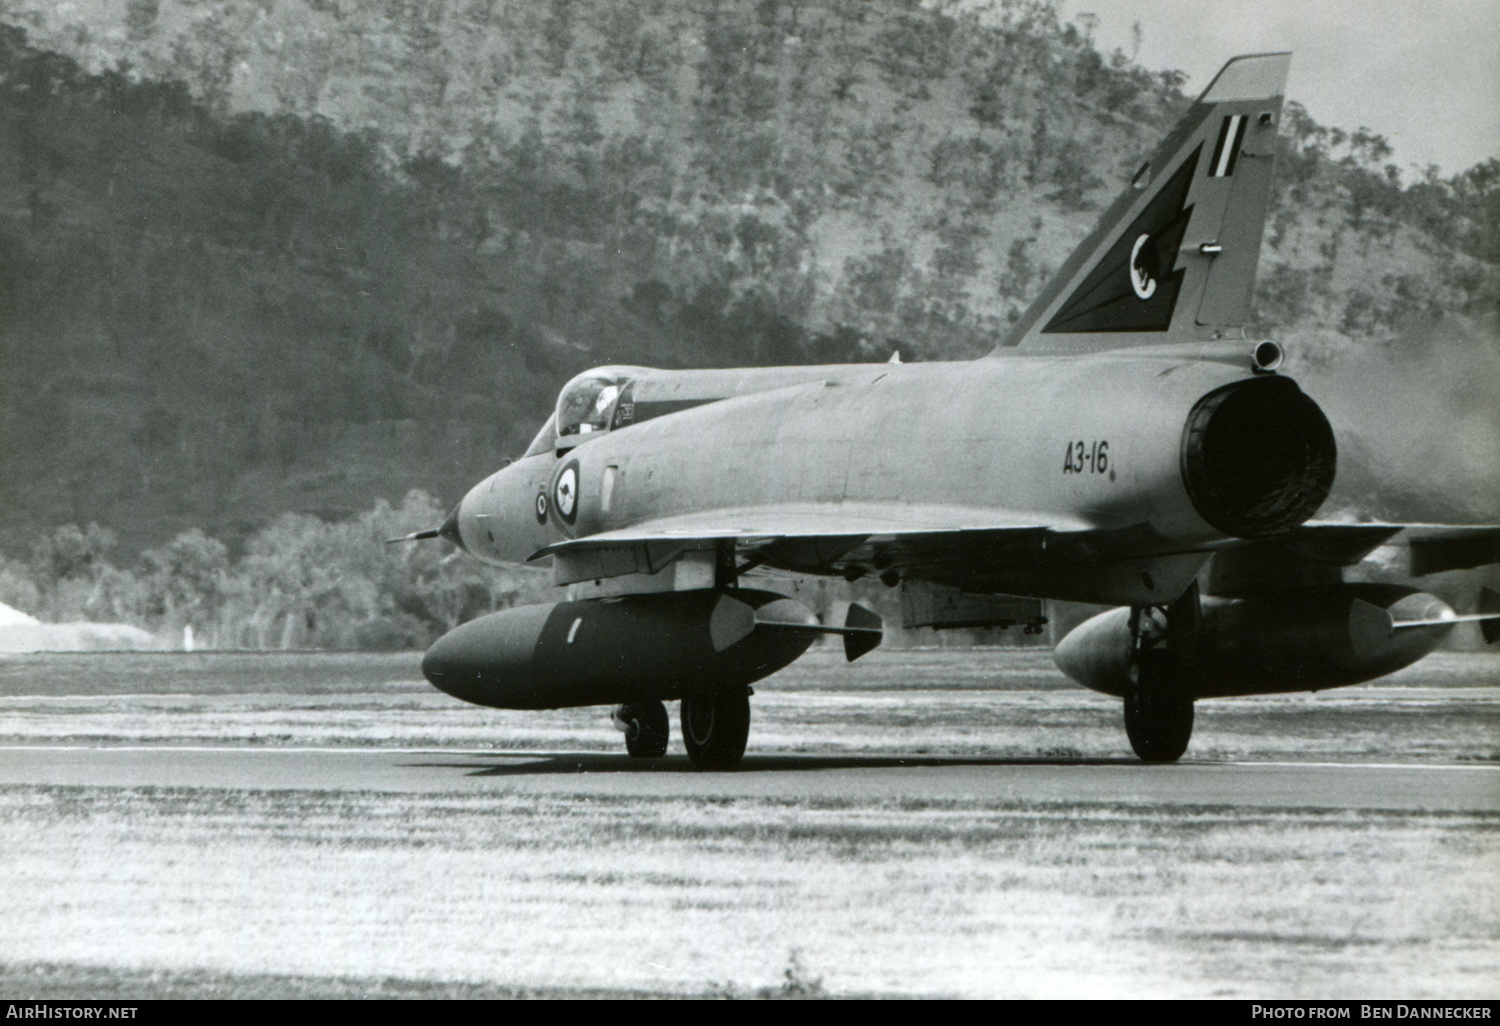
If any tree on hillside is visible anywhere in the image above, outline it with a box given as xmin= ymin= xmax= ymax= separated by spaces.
xmin=28 ymin=524 xmax=141 ymax=623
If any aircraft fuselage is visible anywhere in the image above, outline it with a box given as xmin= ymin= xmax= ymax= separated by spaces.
xmin=452 ymin=346 xmax=1331 ymax=607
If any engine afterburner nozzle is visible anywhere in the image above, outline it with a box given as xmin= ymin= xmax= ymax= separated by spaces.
xmin=1180 ymin=376 xmax=1336 ymax=538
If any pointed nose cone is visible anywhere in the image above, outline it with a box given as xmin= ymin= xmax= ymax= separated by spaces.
xmin=437 ymin=502 xmax=465 ymax=552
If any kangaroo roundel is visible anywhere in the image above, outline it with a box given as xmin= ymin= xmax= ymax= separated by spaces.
xmin=554 ymin=462 xmax=579 ymax=523
xmin=1036 ymin=149 xmax=1198 ymax=335
xmin=1130 ymin=234 xmax=1159 ymax=300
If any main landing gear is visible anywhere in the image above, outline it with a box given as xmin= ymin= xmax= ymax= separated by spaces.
xmin=680 ymin=689 xmax=752 ymax=770
xmin=1124 ymin=584 xmax=1200 ymax=763
xmin=611 ymin=690 xmax=754 ymax=769
xmin=613 ymin=700 xmax=670 ymax=758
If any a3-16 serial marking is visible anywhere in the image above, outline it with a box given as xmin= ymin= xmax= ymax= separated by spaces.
xmin=1062 ymin=439 xmax=1109 ymax=475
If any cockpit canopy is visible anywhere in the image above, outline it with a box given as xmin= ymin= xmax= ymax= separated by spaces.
xmin=551 ymin=365 xmax=653 ymax=451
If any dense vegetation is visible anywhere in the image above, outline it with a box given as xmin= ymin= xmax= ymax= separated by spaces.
xmin=0 ymin=492 xmax=551 ymax=649
xmin=0 ymin=1 xmax=1494 ymax=645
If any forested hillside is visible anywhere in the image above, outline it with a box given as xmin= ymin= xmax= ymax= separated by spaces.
xmin=0 ymin=0 xmax=1495 ymax=646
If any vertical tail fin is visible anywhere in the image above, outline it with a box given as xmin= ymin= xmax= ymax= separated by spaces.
xmin=999 ymin=53 xmax=1291 ymax=351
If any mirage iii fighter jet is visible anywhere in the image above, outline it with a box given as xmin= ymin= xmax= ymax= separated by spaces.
xmin=400 ymin=53 xmax=1500 ymax=767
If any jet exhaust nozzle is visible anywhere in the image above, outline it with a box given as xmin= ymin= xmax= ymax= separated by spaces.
xmin=1181 ymin=376 xmax=1336 ymax=538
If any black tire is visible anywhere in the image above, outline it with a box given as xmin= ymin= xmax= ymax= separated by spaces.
xmin=680 ymin=691 xmax=751 ymax=770
xmin=621 ymin=700 xmax=670 ymax=758
xmin=1123 ymin=651 xmax=1194 ymax=763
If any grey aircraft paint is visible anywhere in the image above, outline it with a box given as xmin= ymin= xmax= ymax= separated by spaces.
xmin=406 ymin=54 xmax=1500 ymax=767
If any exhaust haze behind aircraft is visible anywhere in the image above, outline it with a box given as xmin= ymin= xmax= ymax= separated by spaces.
xmin=398 ymin=53 xmax=1500 ymax=767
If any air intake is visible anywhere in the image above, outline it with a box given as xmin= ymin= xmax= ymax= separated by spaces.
xmin=1181 ymin=376 xmax=1336 ymax=538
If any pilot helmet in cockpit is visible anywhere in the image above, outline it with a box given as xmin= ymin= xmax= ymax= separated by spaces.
xmin=554 ymin=367 xmax=649 ymax=439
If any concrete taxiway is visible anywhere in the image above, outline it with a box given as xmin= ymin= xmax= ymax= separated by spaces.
xmin=2 ymin=745 xmax=1496 ymax=811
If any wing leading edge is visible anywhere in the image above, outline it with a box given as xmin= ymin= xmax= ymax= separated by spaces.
xmin=530 ymin=504 xmax=1223 ymax=607
xmin=528 ymin=502 xmax=1091 ymax=559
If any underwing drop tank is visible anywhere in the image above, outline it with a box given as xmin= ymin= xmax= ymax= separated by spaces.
xmin=422 ymin=589 xmax=828 ymax=710
xmin=1053 ymin=585 xmax=1466 ymax=699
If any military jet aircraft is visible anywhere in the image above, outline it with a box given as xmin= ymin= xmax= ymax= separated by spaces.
xmin=401 ymin=53 xmax=1500 ymax=767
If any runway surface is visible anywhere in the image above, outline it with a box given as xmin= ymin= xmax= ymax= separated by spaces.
xmin=1 ymin=650 xmax=1497 ymax=998
xmin=3 ymin=745 xmax=1498 ymax=812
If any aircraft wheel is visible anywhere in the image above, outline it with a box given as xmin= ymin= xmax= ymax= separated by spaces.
xmin=1123 ymin=651 xmax=1194 ymax=763
xmin=621 ymin=700 xmax=670 ymax=758
xmin=680 ymin=691 xmax=751 ymax=770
